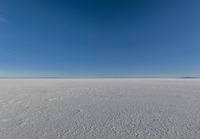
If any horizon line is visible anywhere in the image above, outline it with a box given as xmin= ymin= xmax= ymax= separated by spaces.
xmin=0 ymin=75 xmax=200 ymax=79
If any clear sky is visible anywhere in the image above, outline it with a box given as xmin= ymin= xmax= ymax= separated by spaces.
xmin=0 ymin=0 xmax=200 ymax=77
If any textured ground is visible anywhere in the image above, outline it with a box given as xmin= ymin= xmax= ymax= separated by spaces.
xmin=0 ymin=79 xmax=200 ymax=139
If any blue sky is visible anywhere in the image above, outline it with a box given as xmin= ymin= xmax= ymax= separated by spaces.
xmin=0 ymin=0 xmax=200 ymax=77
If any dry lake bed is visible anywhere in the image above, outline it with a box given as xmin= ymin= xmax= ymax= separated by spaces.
xmin=0 ymin=79 xmax=200 ymax=139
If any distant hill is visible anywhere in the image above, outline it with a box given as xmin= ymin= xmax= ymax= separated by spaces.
xmin=178 ymin=77 xmax=200 ymax=79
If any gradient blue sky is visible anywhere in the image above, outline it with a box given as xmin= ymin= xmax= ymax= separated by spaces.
xmin=0 ymin=0 xmax=200 ymax=77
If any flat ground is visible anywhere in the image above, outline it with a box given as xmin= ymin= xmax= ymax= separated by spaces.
xmin=0 ymin=79 xmax=200 ymax=139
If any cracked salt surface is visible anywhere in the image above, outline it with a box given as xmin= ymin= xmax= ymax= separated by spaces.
xmin=0 ymin=79 xmax=200 ymax=139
